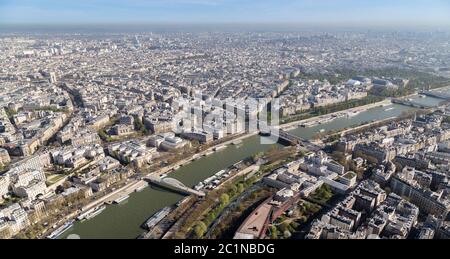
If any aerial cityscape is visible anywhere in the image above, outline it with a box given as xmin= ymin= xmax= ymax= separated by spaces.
xmin=1 ymin=0 xmax=450 ymax=243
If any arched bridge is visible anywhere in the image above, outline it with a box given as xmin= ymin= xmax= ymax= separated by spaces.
xmin=145 ymin=176 xmax=206 ymax=197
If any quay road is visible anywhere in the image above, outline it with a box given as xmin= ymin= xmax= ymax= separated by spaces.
xmin=78 ymin=180 xmax=146 ymax=213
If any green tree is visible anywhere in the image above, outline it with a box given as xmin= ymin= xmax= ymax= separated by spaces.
xmin=206 ymin=212 xmax=216 ymax=225
xmin=133 ymin=115 xmax=149 ymax=134
xmin=269 ymin=226 xmax=278 ymax=239
xmin=194 ymin=222 xmax=207 ymax=238
xmin=279 ymin=222 xmax=290 ymax=233
xmin=228 ymin=185 xmax=238 ymax=197
xmin=237 ymin=183 xmax=245 ymax=194
xmin=443 ymin=116 xmax=450 ymax=124
xmin=98 ymin=130 xmax=113 ymax=142
xmin=219 ymin=193 xmax=230 ymax=206
xmin=283 ymin=230 xmax=292 ymax=239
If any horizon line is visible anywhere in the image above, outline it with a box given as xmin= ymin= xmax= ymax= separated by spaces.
xmin=1 ymin=22 xmax=450 ymax=31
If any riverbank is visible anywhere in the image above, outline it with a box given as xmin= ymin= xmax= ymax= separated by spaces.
xmin=430 ymin=84 xmax=450 ymax=91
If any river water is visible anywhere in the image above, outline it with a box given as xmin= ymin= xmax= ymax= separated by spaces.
xmin=60 ymin=93 xmax=445 ymax=239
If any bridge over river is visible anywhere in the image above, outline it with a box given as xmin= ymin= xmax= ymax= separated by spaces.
xmin=420 ymin=90 xmax=450 ymax=100
xmin=144 ymin=176 xmax=206 ymax=197
xmin=391 ymin=98 xmax=434 ymax=109
xmin=262 ymin=128 xmax=323 ymax=152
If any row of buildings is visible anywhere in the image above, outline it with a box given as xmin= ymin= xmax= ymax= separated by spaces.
xmin=280 ymin=77 xmax=369 ymax=117
xmin=306 ymin=180 xmax=419 ymax=239
xmin=330 ymin=111 xmax=450 ymax=238
xmin=234 ymin=152 xmax=352 ymax=239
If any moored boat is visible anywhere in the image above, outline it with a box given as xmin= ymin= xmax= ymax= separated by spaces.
xmin=113 ymin=195 xmax=129 ymax=204
xmin=47 ymin=220 xmax=74 ymax=239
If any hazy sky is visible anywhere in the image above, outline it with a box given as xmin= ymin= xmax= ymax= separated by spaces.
xmin=1 ymin=0 xmax=450 ymax=27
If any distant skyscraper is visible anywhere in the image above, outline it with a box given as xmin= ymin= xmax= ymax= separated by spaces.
xmin=134 ymin=35 xmax=141 ymax=49
xmin=50 ymin=72 xmax=57 ymax=84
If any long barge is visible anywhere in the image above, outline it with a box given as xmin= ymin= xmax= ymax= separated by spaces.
xmin=142 ymin=207 xmax=173 ymax=230
xmin=47 ymin=220 xmax=74 ymax=239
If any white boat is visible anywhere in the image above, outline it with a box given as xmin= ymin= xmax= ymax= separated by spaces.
xmin=319 ymin=129 xmax=326 ymax=133
xmin=318 ymin=116 xmax=334 ymax=124
xmin=194 ymin=183 xmax=205 ymax=191
xmin=85 ymin=206 xmax=106 ymax=220
xmin=135 ymin=182 xmax=148 ymax=192
xmin=214 ymin=145 xmax=227 ymax=151
xmin=333 ymin=113 xmax=346 ymax=119
xmin=215 ymin=170 xmax=227 ymax=177
xmin=385 ymin=107 xmax=394 ymax=111
xmin=77 ymin=207 xmax=99 ymax=221
xmin=347 ymin=111 xmax=361 ymax=117
xmin=113 ymin=195 xmax=129 ymax=204
xmin=203 ymin=176 xmax=216 ymax=184
xmin=301 ymin=121 xmax=318 ymax=128
xmin=47 ymin=220 xmax=74 ymax=239
xmin=231 ymin=140 xmax=243 ymax=145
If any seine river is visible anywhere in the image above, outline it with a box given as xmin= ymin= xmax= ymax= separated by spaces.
xmin=60 ymin=93 xmax=445 ymax=239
